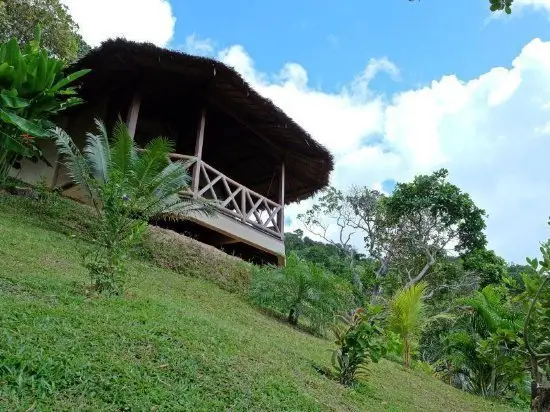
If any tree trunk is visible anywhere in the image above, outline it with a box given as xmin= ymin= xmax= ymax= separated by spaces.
xmin=532 ymin=381 xmax=550 ymax=412
xmin=403 ymin=338 xmax=411 ymax=368
xmin=287 ymin=308 xmax=299 ymax=325
xmin=489 ymin=366 xmax=497 ymax=398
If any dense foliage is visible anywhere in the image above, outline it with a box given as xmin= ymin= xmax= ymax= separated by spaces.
xmin=250 ymin=253 xmax=354 ymax=333
xmin=0 ymin=0 xmax=90 ymax=61
xmin=53 ymin=119 xmax=211 ymax=294
xmin=285 ymin=169 xmax=549 ymax=409
xmin=0 ymin=28 xmax=89 ymax=186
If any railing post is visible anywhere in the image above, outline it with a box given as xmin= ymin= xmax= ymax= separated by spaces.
xmin=241 ymin=189 xmax=246 ymax=221
xmin=192 ymin=108 xmax=206 ymax=197
xmin=278 ymin=162 xmax=285 ymax=240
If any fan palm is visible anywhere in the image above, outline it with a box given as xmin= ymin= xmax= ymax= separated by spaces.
xmin=53 ymin=118 xmax=211 ymax=220
xmin=387 ymin=281 xmax=428 ymax=368
xmin=52 ymin=118 xmax=213 ymax=294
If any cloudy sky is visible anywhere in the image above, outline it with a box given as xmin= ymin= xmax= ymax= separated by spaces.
xmin=62 ymin=0 xmax=550 ymax=263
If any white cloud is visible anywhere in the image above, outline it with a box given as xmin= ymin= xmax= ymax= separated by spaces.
xmin=182 ymin=34 xmax=215 ymax=56
xmin=516 ymin=0 xmax=550 ymax=13
xmin=217 ymin=38 xmax=550 ymax=263
xmin=61 ymin=0 xmax=176 ymax=47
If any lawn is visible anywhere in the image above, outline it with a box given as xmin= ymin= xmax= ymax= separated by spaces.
xmin=0 ymin=194 xmax=521 ymax=411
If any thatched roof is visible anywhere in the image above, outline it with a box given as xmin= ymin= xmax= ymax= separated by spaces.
xmin=70 ymin=39 xmax=333 ymax=204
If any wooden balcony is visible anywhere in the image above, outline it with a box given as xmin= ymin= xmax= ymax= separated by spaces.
xmin=170 ymin=153 xmax=286 ymax=262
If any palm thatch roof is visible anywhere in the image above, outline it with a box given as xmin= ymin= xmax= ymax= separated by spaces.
xmin=69 ymin=39 xmax=333 ymax=204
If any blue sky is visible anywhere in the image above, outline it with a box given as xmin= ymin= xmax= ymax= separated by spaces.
xmin=171 ymin=0 xmax=550 ymax=92
xmin=63 ymin=0 xmax=550 ymax=263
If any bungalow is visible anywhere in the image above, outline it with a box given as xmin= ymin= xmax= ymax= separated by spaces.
xmin=14 ymin=39 xmax=333 ymax=265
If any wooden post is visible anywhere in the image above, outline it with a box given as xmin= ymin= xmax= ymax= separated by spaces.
xmin=126 ymin=92 xmax=141 ymax=139
xmin=278 ymin=162 xmax=285 ymax=240
xmin=192 ymin=108 xmax=207 ymax=196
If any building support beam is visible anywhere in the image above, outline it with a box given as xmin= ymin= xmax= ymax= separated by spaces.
xmin=192 ymin=108 xmax=207 ymax=196
xmin=126 ymin=92 xmax=141 ymax=139
xmin=278 ymin=162 xmax=285 ymax=241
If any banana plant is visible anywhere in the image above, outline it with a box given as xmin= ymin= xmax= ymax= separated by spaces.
xmin=0 ymin=26 xmax=90 ymax=186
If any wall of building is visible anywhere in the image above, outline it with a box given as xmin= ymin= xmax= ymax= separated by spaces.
xmin=10 ymin=98 xmax=109 ymax=201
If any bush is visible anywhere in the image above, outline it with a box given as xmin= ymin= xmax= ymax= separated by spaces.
xmin=250 ymin=253 xmax=354 ymax=334
xmin=330 ymin=306 xmax=386 ymax=386
xmin=0 ymin=27 xmax=89 ymax=186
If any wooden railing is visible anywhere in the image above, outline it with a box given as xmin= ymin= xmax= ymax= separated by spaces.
xmin=170 ymin=153 xmax=284 ymax=239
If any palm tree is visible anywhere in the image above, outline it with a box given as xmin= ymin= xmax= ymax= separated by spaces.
xmin=53 ymin=118 xmax=213 ymax=293
xmin=388 ymin=281 xmax=428 ymax=368
xmin=444 ymin=285 xmax=526 ymax=398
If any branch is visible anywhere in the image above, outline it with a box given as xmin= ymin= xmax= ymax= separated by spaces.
xmin=424 ymin=281 xmax=479 ymax=299
xmin=406 ymin=246 xmax=436 ymax=287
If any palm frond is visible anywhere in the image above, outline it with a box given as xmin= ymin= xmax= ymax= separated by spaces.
xmin=388 ymin=281 xmax=428 ymax=337
xmin=83 ymin=120 xmax=111 ymax=182
xmin=52 ymin=126 xmax=97 ymax=201
xmin=132 ymin=137 xmax=175 ymax=196
xmin=144 ymin=161 xmax=192 ymax=202
xmin=110 ymin=120 xmax=136 ymax=177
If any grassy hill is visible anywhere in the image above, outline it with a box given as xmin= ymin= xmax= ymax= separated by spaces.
xmin=0 ymin=193 xmax=520 ymax=411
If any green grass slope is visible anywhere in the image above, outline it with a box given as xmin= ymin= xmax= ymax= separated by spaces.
xmin=0 ymin=194 xmax=519 ymax=411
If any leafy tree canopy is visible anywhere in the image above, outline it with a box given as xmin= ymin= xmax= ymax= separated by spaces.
xmin=0 ymin=0 xmax=90 ymax=62
xmin=383 ymin=168 xmax=487 ymax=258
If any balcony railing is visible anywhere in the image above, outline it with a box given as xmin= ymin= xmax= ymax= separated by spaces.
xmin=170 ymin=153 xmax=284 ymax=239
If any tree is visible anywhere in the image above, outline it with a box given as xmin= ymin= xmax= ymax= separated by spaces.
xmin=463 ymin=248 xmax=507 ymax=288
xmin=387 ymin=281 xmax=428 ymax=368
xmin=299 ymin=169 xmax=487 ymax=297
xmin=298 ymin=187 xmax=375 ymax=302
xmin=521 ymin=244 xmax=550 ymax=411
xmin=0 ymin=0 xmax=89 ymax=62
xmin=383 ymin=169 xmax=487 ymax=287
xmin=53 ymin=119 xmax=212 ymax=294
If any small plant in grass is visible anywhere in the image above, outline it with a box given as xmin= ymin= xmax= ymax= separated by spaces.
xmin=53 ymin=119 xmax=212 ymax=295
xmin=330 ymin=306 xmax=386 ymax=386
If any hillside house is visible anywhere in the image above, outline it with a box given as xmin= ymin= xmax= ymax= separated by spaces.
xmin=14 ymin=39 xmax=333 ymax=265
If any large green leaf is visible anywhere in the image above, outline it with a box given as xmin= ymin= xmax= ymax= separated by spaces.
xmin=4 ymin=39 xmax=21 ymax=67
xmin=0 ymin=109 xmax=50 ymax=137
xmin=0 ymin=92 xmax=30 ymax=109
xmin=0 ymin=129 xmax=31 ymax=157
xmin=0 ymin=62 xmax=15 ymax=85
xmin=50 ymin=69 xmax=91 ymax=93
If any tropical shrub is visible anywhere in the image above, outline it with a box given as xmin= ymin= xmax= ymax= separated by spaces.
xmin=387 ymin=281 xmax=428 ymax=368
xmin=249 ymin=252 xmax=354 ymax=333
xmin=53 ymin=119 xmax=212 ymax=295
xmin=330 ymin=306 xmax=386 ymax=386
xmin=0 ymin=27 xmax=89 ymax=186
xmin=521 ymin=243 xmax=550 ymax=411
xmin=438 ymin=284 xmax=527 ymax=402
